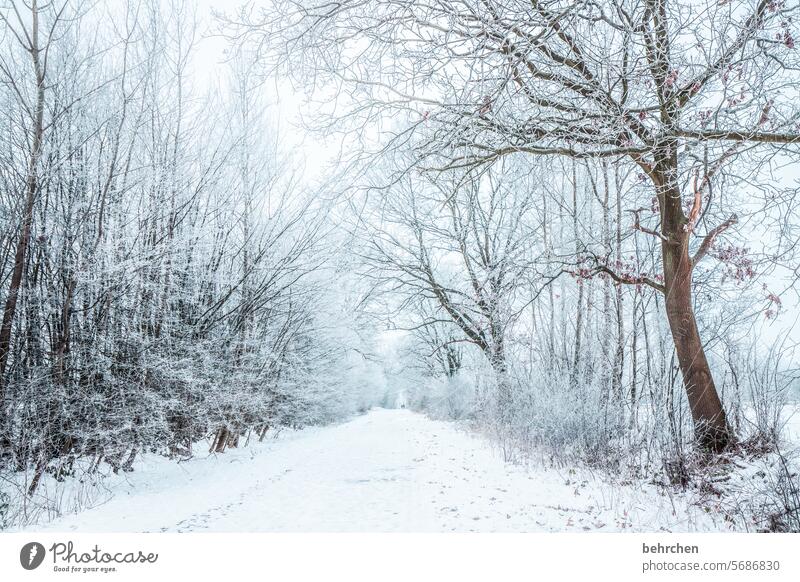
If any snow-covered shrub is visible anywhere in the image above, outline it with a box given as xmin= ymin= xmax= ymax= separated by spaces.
xmin=408 ymin=371 xmax=480 ymax=421
xmin=720 ymin=338 xmax=796 ymax=451
xmin=762 ymin=452 xmax=800 ymax=532
xmin=686 ymin=448 xmax=800 ymax=532
xmin=0 ymin=4 xmax=387 ymax=525
xmin=487 ymin=371 xmax=631 ymax=466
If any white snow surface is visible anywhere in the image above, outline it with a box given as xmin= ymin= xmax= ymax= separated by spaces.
xmin=18 ymin=408 xmax=723 ymax=532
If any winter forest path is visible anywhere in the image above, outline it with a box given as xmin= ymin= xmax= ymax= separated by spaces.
xmin=26 ymin=409 xmax=713 ymax=532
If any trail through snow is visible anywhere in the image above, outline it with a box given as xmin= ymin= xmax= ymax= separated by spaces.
xmin=23 ymin=409 xmax=719 ymax=532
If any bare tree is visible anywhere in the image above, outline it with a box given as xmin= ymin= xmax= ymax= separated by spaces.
xmin=359 ymin=160 xmax=547 ymax=418
xmin=237 ymin=0 xmax=800 ymax=451
xmin=0 ymin=0 xmax=68 ymax=398
xmin=0 ymin=1 xmax=376 ymax=505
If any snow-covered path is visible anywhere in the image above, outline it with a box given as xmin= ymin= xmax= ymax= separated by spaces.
xmin=25 ymin=409 xmax=717 ymax=532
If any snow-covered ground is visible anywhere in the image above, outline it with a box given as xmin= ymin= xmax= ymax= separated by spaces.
xmin=11 ymin=408 xmax=730 ymax=533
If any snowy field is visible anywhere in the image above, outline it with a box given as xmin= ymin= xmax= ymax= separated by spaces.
xmin=9 ymin=408 xmax=733 ymax=533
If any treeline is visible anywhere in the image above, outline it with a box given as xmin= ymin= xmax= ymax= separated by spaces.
xmin=0 ymin=1 xmax=375 ymax=502
xmin=243 ymin=0 xmax=800 ymax=456
xmin=372 ymin=160 xmax=793 ymax=470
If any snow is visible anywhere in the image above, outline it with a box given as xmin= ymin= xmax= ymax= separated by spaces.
xmin=11 ymin=408 xmax=730 ymax=533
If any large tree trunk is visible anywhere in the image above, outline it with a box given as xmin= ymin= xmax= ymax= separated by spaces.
xmin=661 ymin=184 xmax=732 ymax=452
xmin=489 ymin=340 xmax=511 ymax=424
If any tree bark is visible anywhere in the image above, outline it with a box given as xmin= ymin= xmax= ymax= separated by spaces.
xmin=571 ymin=161 xmax=583 ymax=388
xmin=27 ymin=453 xmax=47 ymax=497
xmin=489 ymin=340 xmax=511 ymax=424
xmin=660 ymin=182 xmax=732 ymax=452
xmin=214 ymin=427 xmax=229 ymax=453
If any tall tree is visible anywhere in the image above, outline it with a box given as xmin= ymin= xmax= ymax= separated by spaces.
xmin=360 ymin=162 xmax=547 ymax=419
xmin=242 ymin=0 xmax=800 ymax=451
xmin=0 ymin=0 xmax=64 ymax=396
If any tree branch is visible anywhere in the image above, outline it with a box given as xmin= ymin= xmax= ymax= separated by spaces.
xmin=592 ymin=264 xmax=665 ymax=293
xmin=629 ymin=208 xmax=667 ymax=241
xmin=675 ymin=129 xmax=800 ymax=144
xmin=692 ymin=214 xmax=738 ymax=267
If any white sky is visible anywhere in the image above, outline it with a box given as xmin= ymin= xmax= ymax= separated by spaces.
xmin=189 ymin=0 xmax=339 ymax=184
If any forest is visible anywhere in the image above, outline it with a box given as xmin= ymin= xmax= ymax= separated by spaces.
xmin=1 ymin=0 xmax=799 ymax=532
